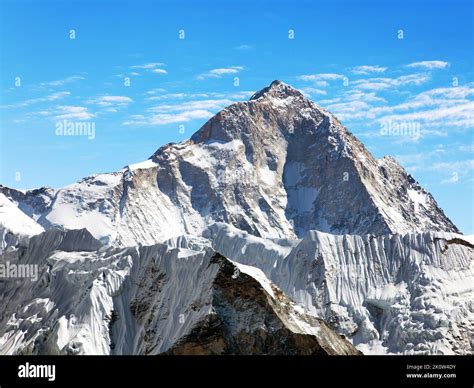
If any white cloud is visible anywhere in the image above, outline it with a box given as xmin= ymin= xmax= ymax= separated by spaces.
xmin=55 ymin=105 xmax=95 ymax=120
xmin=376 ymin=102 xmax=474 ymax=128
xmin=130 ymin=62 xmax=165 ymax=69
xmin=128 ymin=63 xmax=167 ymax=77
xmin=298 ymin=73 xmax=344 ymax=82
xmin=124 ymin=92 xmax=252 ymax=126
xmin=1 ymin=91 xmax=71 ymax=109
xmin=352 ymin=73 xmax=430 ymax=90
xmin=43 ymin=92 xmax=71 ymax=101
xmin=421 ymin=86 xmax=474 ymax=99
xmin=144 ymin=88 xmax=167 ymax=95
xmin=225 ymin=91 xmax=255 ymax=100
xmin=151 ymin=110 xmax=213 ymax=125
xmin=325 ymin=100 xmax=373 ymax=120
xmin=123 ymin=109 xmax=213 ymax=126
xmin=147 ymin=93 xmax=188 ymax=101
xmin=316 ymin=97 xmax=341 ymax=105
xmin=87 ymin=95 xmax=133 ymax=107
xmin=440 ymin=173 xmax=460 ymax=185
xmin=40 ymin=76 xmax=85 ymax=87
xmin=148 ymin=99 xmax=234 ymax=113
xmin=299 ymin=87 xmax=327 ymax=97
xmin=369 ymin=86 xmax=474 ymax=116
xmin=350 ymin=65 xmax=387 ymax=75
xmin=313 ymin=80 xmax=329 ymax=87
xmin=406 ymin=60 xmax=449 ymax=70
xmin=398 ymin=152 xmax=472 ymax=179
xmin=235 ymin=44 xmax=254 ymax=50
xmin=345 ymin=90 xmax=386 ymax=103
xmin=151 ymin=68 xmax=168 ymax=75
xmin=320 ymin=81 xmax=473 ymax=139
xmin=146 ymin=91 xmax=253 ymax=102
xmin=459 ymin=144 xmax=474 ymax=153
xmin=433 ymin=160 xmax=474 ymax=172
xmin=394 ymin=148 xmax=446 ymax=166
xmin=197 ymin=66 xmax=243 ymax=80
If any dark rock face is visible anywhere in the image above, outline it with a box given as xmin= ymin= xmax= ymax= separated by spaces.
xmin=166 ymin=254 xmax=361 ymax=356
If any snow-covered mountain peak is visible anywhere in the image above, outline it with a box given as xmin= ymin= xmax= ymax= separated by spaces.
xmin=249 ymin=80 xmax=305 ymax=101
xmin=1 ymin=81 xmax=460 ymax=245
xmin=187 ymin=80 xmax=331 ymax=145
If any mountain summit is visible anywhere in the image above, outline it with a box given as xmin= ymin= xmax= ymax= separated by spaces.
xmin=249 ymin=79 xmax=305 ymax=100
xmin=1 ymin=81 xmax=458 ymax=245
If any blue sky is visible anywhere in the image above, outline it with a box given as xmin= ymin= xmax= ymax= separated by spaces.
xmin=0 ymin=0 xmax=473 ymax=233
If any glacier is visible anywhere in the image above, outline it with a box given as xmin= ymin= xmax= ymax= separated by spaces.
xmin=0 ymin=228 xmax=359 ymax=355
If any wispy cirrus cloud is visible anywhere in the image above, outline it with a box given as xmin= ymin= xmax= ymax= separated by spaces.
xmin=394 ymin=146 xmax=446 ymax=165
xmin=197 ymin=66 xmax=243 ymax=80
xmin=235 ymin=44 xmax=254 ymax=50
xmin=151 ymin=68 xmax=168 ymax=75
xmin=369 ymin=86 xmax=474 ymax=116
xmin=316 ymin=79 xmax=474 ymax=136
xmin=300 ymin=87 xmax=327 ymax=97
xmin=376 ymin=102 xmax=474 ymax=129
xmin=459 ymin=144 xmax=474 ymax=153
xmin=145 ymin=91 xmax=253 ymax=102
xmin=146 ymin=92 xmax=188 ymax=101
xmin=40 ymin=76 xmax=85 ymax=87
xmin=433 ymin=160 xmax=473 ymax=184
xmin=298 ymin=73 xmax=345 ymax=82
xmin=432 ymin=160 xmax=474 ymax=172
xmin=352 ymin=73 xmax=430 ymax=90
xmin=324 ymin=90 xmax=386 ymax=105
xmin=148 ymin=99 xmax=234 ymax=113
xmin=130 ymin=62 xmax=165 ymax=69
xmin=325 ymin=100 xmax=373 ymax=120
xmin=441 ymin=173 xmax=460 ymax=185
xmin=123 ymin=92 xmax=252 ymax=126
xmin=123 ymin=110 xmax=213 ymax=126
xmin=128 ymin=62 xmax=167 ymax=76
xmin=1 ymin=91 xmax=71 ymax=109
xmin=406 ymin=60 xmax=449 ymax=70
xmin=350 ymin=65 xmax=387 ymax=75
xmin=394 ymin=150 xmax=472 ymax=185
xmin=144 ymin=88 xmax=167 ymax=95
xmin=86 ymin=95 xmax=133 ymax=107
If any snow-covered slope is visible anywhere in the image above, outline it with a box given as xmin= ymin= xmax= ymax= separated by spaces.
xmin=0 ymin=229 xmax=358 ymax=355
xmin=205 ymin=223 xmax=474 ymax=354
xmin=0 ymin=81 xmax=458 ymax=246
xmin=0 ymin=193 xmax=44 ymax=237
xmin=0 ymin=193 xmax=44 ymax=252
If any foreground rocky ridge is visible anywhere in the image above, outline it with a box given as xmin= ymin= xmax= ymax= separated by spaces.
xmin=205 ymin=223 xmax=474 ymax=354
